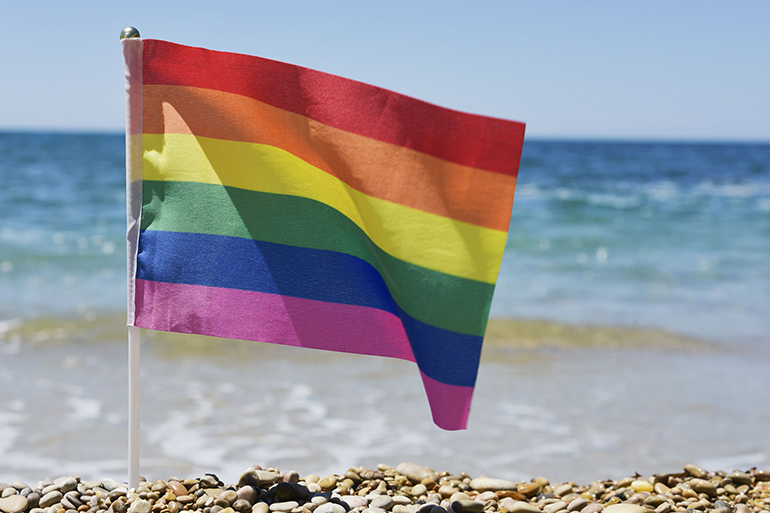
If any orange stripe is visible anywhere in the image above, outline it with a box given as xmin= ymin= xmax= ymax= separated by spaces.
xmin=143 ymin=84 xmax=517 ymax=231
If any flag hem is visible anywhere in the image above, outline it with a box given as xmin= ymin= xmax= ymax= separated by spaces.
xmin=123 ymin=37 xmax=143 ymax=326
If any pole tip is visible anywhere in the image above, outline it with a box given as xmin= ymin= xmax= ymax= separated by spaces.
xmin=120 ymin=27 xmax=141 ymax=39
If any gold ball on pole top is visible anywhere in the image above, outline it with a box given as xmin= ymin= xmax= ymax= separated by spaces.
xmin=120 ymin=27 xmax=141 ymax=39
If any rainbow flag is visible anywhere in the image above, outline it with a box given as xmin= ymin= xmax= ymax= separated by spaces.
xmin=125 ymin=39 xmax=525 ymax=430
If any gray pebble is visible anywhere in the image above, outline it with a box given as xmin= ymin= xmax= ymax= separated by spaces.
xmin=54 ymin=478 xmax=78 ymax=494
xmin=232 ymin=499 xmax=252 ymax=513
xmin=10 ymin=483 xmax=29 ymax=493
xmin=82 ymin=481 xmax=102 ymax=491
xmin=469 ymin=478 xmax=517 ymax=492
xmin=567 ymin=498 xmax=587 ymax=512
xmin=26 ymin=492 xmax=40 ymax=509
xmin=396 ymin=463 xmax=438 ymax=485
xmin=371 ymin=496 xmax=395 ymax=510
xmin=40 ymin=486 xmax=58 ymax=497
xmin=39 ymin=491 xmax=63 ymax=509
xmin=200 ymin=475 xmax=220 ymax=488
xmin=64 ymin=491 xmax=82 ymax=507
xmin=128 ymin=499 xmax=151 ymax=513
xmin=451 ymin=500 xmax=484 ymax=513
xmin=269 ymin=501 xmax=299 ymax=512
xmin=100 ymin=479 xmax=119 ymax=492
xmin=239 ymin=469 xmax=277 ymax=489
xmin=0 ymin=495 xmax=28 ymax=513
xmin=314 ymin=504 xmax=347 ymax=513
xmin=341 ymin=496 xmax=368 ymax=509
xmin=236 ymin=486 xmax=257 ymax=505
xmin=59 ymin=496 xmax=75 ymax=510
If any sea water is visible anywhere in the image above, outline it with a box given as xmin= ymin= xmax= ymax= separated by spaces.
xmin=1 ymin=132 xmax=769 ymax=484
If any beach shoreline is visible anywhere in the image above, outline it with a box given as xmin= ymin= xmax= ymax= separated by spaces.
xmin=3 ymin=313 xmax=769 ymax=486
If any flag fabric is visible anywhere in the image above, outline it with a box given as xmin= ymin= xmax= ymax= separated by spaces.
xmin=125 ymin=39 xmax=525 ymax=430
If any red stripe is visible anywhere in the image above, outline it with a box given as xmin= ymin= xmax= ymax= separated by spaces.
xmin=142 ymin=39 xmax=525 ymax=176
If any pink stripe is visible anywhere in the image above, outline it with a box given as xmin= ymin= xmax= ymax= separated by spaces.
xmin=419 ymin=371 xmax=474 ymax=430
xmin=134 ymin=279 xmax=415 ymax=361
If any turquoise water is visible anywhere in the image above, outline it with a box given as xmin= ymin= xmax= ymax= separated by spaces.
xmin=1 ymin=132 xmax=769 ymax=483
xmin=2 ymin=133 xmax=769 ymax=343
xmin=0 ymin=133 xmax=126 ymax=320
xmin=496 ymin=141 xmax=770 ymax=344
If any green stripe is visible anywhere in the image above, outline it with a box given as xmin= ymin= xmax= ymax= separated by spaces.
xmin=141 ymin=180 xmax=495 ymax=337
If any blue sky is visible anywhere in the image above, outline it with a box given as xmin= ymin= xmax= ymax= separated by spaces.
xmin=1 ymin=0 xmax=767 ymax=140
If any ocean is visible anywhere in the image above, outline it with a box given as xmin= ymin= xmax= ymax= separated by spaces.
xmin=1 ymin=132 xmax=769 ymax=485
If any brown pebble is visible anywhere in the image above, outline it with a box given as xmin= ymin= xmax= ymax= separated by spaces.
xmin=167 ymin=483 xmax=188 ymax=498
xmin=318 ymin=476 xmax=337 ymax=491
xmin=728 ymin=473 xmax=752 ymax=486
xmin=497 ymin=491 xmax=528 ymax=501
xmin=684 ymin=466 xmax=706 ymax=479
xmin=517 ymin=484 xmax=541 ymax=499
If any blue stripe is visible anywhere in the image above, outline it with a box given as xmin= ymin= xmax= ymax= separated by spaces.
xmin=137 ymin=229 xmax=482 ymax=387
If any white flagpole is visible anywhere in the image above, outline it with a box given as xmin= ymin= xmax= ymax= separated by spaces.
xmin=128 ymin=325 xmax=141 ymax=488
xmin=121 ymin=26 xmax=143 ymax=490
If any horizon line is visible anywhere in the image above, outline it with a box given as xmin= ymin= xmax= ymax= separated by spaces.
xmin=1 ymin=127 xmax=769 ymax=145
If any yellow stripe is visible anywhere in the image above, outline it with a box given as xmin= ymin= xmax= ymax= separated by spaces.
xmin=142 ymin=133 xmax=507 ymax=284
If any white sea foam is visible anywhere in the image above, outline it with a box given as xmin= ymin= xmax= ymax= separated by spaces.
xmin=68 ymin=397 xmax=102 ymax=421
xmin=587 ymin=193 xmax=641 ymax=209
xmin=695 ymin=181 xmax=770 ymax=198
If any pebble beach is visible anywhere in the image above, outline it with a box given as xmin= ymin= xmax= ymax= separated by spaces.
xmin=1 ymin=464 xmax=769 ymax=513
